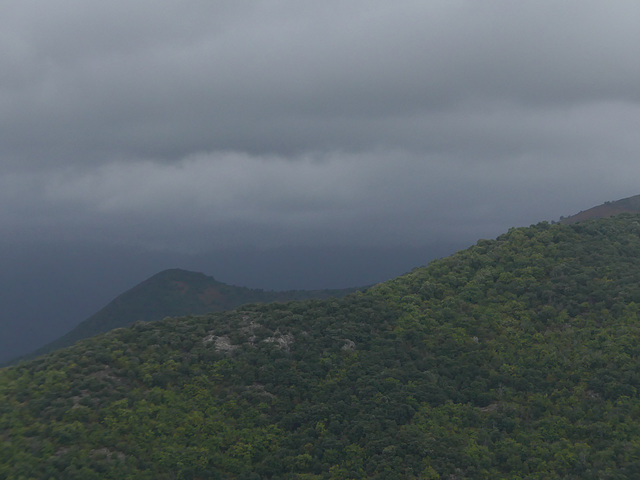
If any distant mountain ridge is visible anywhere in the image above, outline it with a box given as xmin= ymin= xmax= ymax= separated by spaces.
xmin=559 ymin=193 xmax=640 ymax=224
xmin=14 ymin=268 xmax=360 ymax=363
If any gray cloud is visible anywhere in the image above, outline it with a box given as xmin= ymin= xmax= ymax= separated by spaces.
xmin=3 ymin=144 xmax=640 ymax=255
xmin=2 ymin=0 xmax=640 ymax=252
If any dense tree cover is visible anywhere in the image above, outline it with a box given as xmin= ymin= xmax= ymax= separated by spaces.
xmin=4 ymin=215 xmax=640 ymax=478
xmin=15 ymin=268 xmax=358 ymax=364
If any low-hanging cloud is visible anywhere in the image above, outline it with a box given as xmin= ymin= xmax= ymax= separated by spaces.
xmin=2 ymin=0 xmax=640 ymax=254
xmin=4 ymin=140 xmax=640 ymax=253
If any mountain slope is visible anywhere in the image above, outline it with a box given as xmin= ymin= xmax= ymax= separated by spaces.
xmin=4 ymin=216 xmax=640 ymax=478
xmin=559 ymin=193 xmax=640 ymax=224
xmin=18 ymin=268 xmax=359 ymax=362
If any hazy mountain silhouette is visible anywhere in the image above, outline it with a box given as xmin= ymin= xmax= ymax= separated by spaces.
xmin=12 ymin=268 xmax=360 ymax=363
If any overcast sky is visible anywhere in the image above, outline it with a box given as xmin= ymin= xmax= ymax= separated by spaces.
xmin=3 ymin=1 xmax=640 ymax=360
xmin=4 ymin=0 xmax=640 ymax=252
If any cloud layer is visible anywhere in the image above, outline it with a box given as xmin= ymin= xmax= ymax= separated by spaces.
xmin=3 ymin=0 xmax=640 ymax=252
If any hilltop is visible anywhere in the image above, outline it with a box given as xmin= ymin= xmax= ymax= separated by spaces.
xmin=4 ymin=215 xmax=640 ymax=477
xmin=15 ymin=268 xmax=359 ymax=363
xmin=559 ymin=193 xmax=640 ymax=224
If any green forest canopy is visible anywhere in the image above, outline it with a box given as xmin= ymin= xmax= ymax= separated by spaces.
xmin=3 ymin=215 xmax=640 ymax=478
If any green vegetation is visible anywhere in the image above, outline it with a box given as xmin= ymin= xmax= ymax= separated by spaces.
xmin=17 ymin=268 xmax=359 ymax=363
xmin=4 ymin=215 xmax=640 ymax=478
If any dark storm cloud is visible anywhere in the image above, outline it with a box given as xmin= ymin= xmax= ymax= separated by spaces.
xmin=2 ymin=0 xmax=640 ymax=251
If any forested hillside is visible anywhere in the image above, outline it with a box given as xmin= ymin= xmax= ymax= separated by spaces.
xmin=4 ymin=216 xmax=640 ymax=478
xmin=16 ymin=268 xmax=358 ymax=363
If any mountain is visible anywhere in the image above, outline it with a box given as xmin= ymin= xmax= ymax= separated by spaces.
xmin=559 ymin=193 xmax=640 ymax=224
xmin=14 ymin=268 xmax=360 ymax=363
xmin=4 ymin=215 xmax=640 ymax=477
